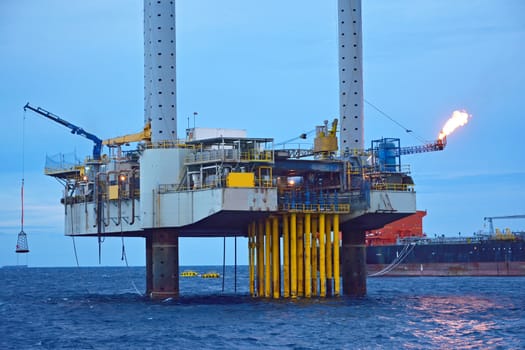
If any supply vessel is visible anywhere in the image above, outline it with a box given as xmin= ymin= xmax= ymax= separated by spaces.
xmin=366 ymin=212 xmax=525 ymax=276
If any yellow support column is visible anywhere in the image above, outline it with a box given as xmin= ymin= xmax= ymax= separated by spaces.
xmin=249 ymin=222 xmax=255 ymax=297
xmin=333 ymin=214 xmax=341 ymax=297
xmin=319 ymin=213 xmax=326 ymax=297
xmin=311 ymin=215 xmax=318 ymax=296
xmin=265 ymin=218 xmax=272 ymax=298
xmin=282 ymin=214 xmax=290 ymax=298
xmin=297 ymin=214 xmax=304 ymax=297
xmin=326 ymin=214 xmax=333 ymax=296
xmin=304 ymin=213 xmax=312 ymax=298
xmin=257 ymin=220 xmax=264 ymax=297
xmin=290 ymin=213 xmax=297 ymax=298
xmin=272 ymin=216 xmax=280 ymax=299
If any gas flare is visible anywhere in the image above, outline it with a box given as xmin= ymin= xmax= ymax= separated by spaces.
xmin=438 ymin=110 xmax=471 ymax=140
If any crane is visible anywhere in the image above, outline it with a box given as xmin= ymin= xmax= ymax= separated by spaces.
xmin=23 ymin=103 xmax=103 ymax=160
xmin=103 ymin=122 xmax=152 ymax=147
xmin=483 ymin=215 xmax=525 ymax=234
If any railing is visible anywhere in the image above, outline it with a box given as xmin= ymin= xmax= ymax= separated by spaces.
xmin=244 ymin=150 xmax=273 ymax=162
xmin=370 ymin=183 xmax=414 ymax=192
xmin=143 ymin=140 xmax=195 ymax=150
xmin=44 ymin=152 xmax=82 ymax=174
xmin=364 ymin=164 xmax=411 ymax=175
xmin=185 ymin=149 xmax=273 ymax=164
xmin=279 ymin=203 xmax=350 ymax=213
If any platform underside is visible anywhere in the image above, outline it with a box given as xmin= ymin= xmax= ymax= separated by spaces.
xmin=341 ymin=212 xmax=414 ymax=232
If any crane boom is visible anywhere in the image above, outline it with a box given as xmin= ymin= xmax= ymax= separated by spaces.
xmin=103 ymin=122 xmax=151 ymax=147
xmin=483 ymin=215 xmax=525 ymax=234
xmin=24 ymin=103 xmax=103 ymax=160
xmin=399 ymin=137 xmax=446 ymax=156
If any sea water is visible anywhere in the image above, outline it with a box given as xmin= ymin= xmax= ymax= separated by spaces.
xmin=1 ymin=266 xmax=523 ymax=349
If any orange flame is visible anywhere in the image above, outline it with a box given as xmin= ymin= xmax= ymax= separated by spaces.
xmin=438 ymin=110 xmax=471 ymax=140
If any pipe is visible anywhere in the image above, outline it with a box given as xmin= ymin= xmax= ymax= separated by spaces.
xmin=304 ymin=213 xmax=312 ymax=298
xmin=290 ymin=213 xmax=297 ymax=298
xmin=249 ymin=222 xmax=255 ymax=297
xmin=282 ymin=214 xmax=290 ymax=298
xmin=333 ymin=214 xmax=340 ymax=296
xmin=265 ymin=218 xmax=271 ymax=298
xmin=222 ymin=236 xmax=226 ymax=292
xmin=129 ymin=169 xmax=138 ymax=225
xmin=104 ymin=171 xmax=115 ymax=227
xmin=311 ymin=215 xmax=318 ymax=296
xmin=297 ymin=214 xmax=304 ymax=297
xmin=84 ymin=184 xmax=89 ymax=232
xmin=326 ymin=214 xmax=333 ymax=296
xmin=257 ymin=220 xmax=264 ymax=297
xmin=319 ymin=213 xmax=326 ymax=297
xmin=235 ymin=236 xmax=237 ymax=293
xmin=116 ymin=171 xmax=131 ymax=227
xmin=272 ymin=216 xmax=280 ymax=299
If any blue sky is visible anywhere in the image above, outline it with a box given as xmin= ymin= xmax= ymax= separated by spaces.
xmin=1 ymin=0 xmax=524 ymax=267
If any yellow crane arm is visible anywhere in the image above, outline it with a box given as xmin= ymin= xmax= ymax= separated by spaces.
xmin=103 ymin=122 xmax=151 ymax=147
xmin=329 ymin=118 xmax=338 ymax=136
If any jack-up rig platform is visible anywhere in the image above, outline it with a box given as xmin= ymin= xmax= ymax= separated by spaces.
xmin=25 ymin=0 xmax=468 ymax=299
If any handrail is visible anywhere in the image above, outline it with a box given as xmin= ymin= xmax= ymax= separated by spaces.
xmin=370 ymin=183 xmax=414 ymax=192
xmin=279 ymin=203 xmax=350 ymax=213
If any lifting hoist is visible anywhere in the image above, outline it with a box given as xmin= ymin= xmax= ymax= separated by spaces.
xmin=23 ymin=103 xmax=103 ymax=160
xmin=24 ymin=103 xmax=152 ymax=156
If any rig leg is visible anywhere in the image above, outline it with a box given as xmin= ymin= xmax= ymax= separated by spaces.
xmin=145 ymin=235 xmax=153 ymax=296
xmin=341 ymin=230 xmax=366 ymax=297
xmin=148 ymin=230 xmax=179 ymax=299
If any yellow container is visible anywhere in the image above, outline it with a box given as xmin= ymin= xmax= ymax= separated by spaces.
xmin=226 ymin=172 xmax=255 ymax=188
xmin=109 ymin=185 xmax=119 ymax=200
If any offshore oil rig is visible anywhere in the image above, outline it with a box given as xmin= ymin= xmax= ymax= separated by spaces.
xmin=25 ymin=0 xmax=461 ymax=299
